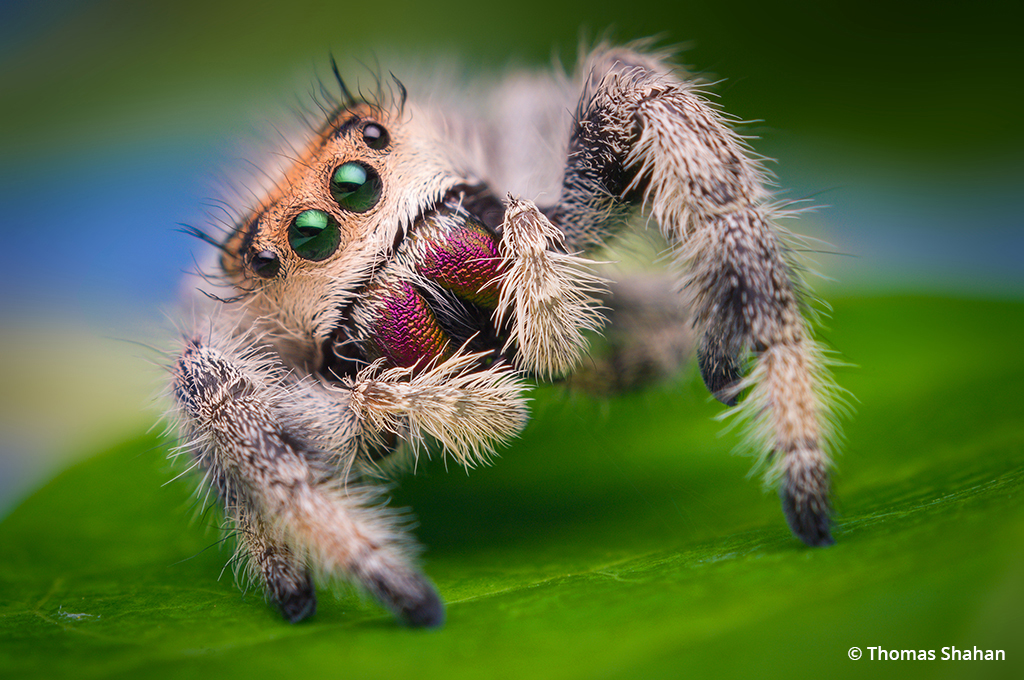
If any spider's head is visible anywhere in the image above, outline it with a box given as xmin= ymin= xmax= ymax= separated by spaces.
xmin=222 ymin=101 xmax=462 ymax=281
xmin=215 ymin=99 xmax=483 ymax=372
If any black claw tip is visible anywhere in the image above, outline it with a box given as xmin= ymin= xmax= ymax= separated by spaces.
xmin=781 ymin=489 xmax=835 ymax=547
xmin=400 ymin=584 xmax=446 ymax=629
xmin=368 ymin=571 xmax=446 ymax=628
xmin=278 ymin=588 xmax=318 ymax=623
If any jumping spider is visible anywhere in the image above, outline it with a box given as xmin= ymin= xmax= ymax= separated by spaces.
xmin=170 ymin=43 xmax=841 ymax=627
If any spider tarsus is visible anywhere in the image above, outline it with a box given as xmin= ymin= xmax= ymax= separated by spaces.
xmin=402 ymin=589 xmax=446 ymax=629
xmin=368 ymin=571 xmax=445 ymax=628
xmin=780 ymin=466 xmax=834 ymax=547
xmin=696 ymin=335 xmax=743 ymax=406
xmin=257 ymin=539 xmax=318 ymax=623
xmin=277 ymin=584 xmax=318 ymax=623
xmin=781 ymin=495 xmax=834 ymax=547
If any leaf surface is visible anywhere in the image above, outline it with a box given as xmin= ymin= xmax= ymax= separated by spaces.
xmin=2 ymin=296 xmax=1022 ymax=679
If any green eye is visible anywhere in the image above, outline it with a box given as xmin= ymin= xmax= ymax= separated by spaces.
xmin=331 ymin=162 xmax=381 ymax=212
xmin=288 ymin=209 xmax=341 ymax=261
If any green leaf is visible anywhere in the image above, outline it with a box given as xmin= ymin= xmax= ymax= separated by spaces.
xmin=2 ymin=296 xmax=1022 ymax=679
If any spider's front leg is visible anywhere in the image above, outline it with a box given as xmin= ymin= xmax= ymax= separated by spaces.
xmin=547 ymin=47 xmax=838 ymax=546
xmin=171 ymin=335 xmax=445 ymax=626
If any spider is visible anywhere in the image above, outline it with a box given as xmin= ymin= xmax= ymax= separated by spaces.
xmin=170 ymin=42 xmax=842 ymax=627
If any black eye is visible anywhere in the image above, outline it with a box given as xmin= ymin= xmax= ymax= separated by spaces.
xmin=250 ymin=250 xmax=281 ymax=278
xmin=330 ymin=162 xmax=382 ymax=212
xmin=288 ymin=209 xmax=341 ymax=261
xmin=362 ymin=123 xmax=389 ymax=150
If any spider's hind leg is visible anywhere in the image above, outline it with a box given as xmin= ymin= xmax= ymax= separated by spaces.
xmin=544 ymin=45 xmax=839 ymax=546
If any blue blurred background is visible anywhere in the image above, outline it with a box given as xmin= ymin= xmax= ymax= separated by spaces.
xmin=1 ymin=0 xmax=1021 ymax=514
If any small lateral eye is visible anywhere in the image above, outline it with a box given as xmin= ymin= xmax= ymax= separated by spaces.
xmin=362 ymin=122 xmax=389 ymax=150
xmin=250 ymin=250 xmax=281 ymax=278
xmin=289 ymin=209 xmax=341 ymax=261
xmin=330 ymin=161 xmax=382 ymax=212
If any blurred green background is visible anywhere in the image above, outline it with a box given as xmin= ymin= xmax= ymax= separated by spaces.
xmin=1 ymin=1 xmax=1021 ymax=678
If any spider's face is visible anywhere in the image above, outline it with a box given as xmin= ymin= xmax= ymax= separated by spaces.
xmin=222 ymin=103 xmax=443 ymax=283
xmin=216 ymin=102 xmax=478 ymax=370
xmin=222 ymin=107 xmax=393 ymax=283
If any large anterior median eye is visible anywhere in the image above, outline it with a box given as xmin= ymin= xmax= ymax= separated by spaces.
xmin=330 ymin=161 xmax=381 ymax=212
xmin=288 ymin=209 xmax=341 ymax=261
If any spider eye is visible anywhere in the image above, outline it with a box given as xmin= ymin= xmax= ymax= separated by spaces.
xmin=362 ymin=123 xmax=390 ymax=150
xmin=289 ymin=209 xmax=341 ymax=261
xmin=250 ymin=250 xmax=281 ymax=278
xmin=330 ymin=161 xmax=382 ymax=212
